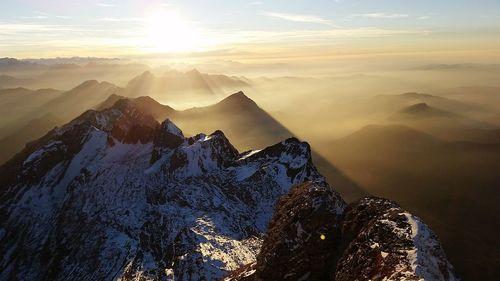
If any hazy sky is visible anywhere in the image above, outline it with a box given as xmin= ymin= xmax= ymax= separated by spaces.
xmin=1 ymin=0 xmax=500 ymax=60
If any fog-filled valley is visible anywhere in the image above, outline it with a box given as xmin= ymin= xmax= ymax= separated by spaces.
xmin=1 ymin=56 xmax=500 ymax=280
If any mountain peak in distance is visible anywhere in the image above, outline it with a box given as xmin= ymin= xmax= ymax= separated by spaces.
xmin=217 ymin=91 xmax=257 ymax=108
xmin=395 ymin=102 xmax=457 ymax=119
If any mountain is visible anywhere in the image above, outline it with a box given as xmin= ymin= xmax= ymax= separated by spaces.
xmin=0 ymin=57 xmax=44 ymax=72
xmin=36 ymin=80 xmax=119 ymax=119
xmin=32 ymin=62 xmax=150 ymax=90
xmin=0 ymin=114 xmax=64 ymax=164
xmin=121 ymin=70 xmax=251 ymax=108
xmin=0 ymin=58 xmax=50 ymax=79
xmin=96 ymin=94 xmax=176 ymax=120
xmin=321 ymin=124 xmax=500 ymax=280
xmin=0 ymin=80 xmax=120 ymax=155
xmin=20 ymin=80 xmax=118 ymax=124
xmin=330 ymin=92 xmax=483 ymax=122
xmin=0 ymin=75 xmax=37 ymax=88
xmin=0 ymin=101 xmax=456 ymax=280
xmin=300 ymin=92 xmax=488 ymax=142
xmin=0 ymin=57 xmax=29 ymax=66
xmin=23 ymin=57 xmax=123 ymax=65
xmin=0 ymin=58 xmax=150 ymax=90
xmin=372 ymin=92 xmax=482 ymax=114
xmin=225 ymin=190 xmax=457 ymax=281
xmin=392 ymin=102 xmax=458 ymax=119
xmin=0 ymin=87 xmax=62 ymax=134
xmin=174 ymin=92 xmax=290 ymax=150
xmin=388 ymin=103 xmax=500 ymax=143
xmin=338 ymin=124 xmax=443 ymax=149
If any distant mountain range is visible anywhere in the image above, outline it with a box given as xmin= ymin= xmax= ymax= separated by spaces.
xmin=0 ymin=58 xmax=251 ymax=97
xmin=0 ymin=69 xmax=250 ymax=161
xmin=0 ymin=75 xmax=37 ymax=89
xmin=0 ymin=80 xmax=120 ymax=162
xmin=392 ymin=102 xmax=458 ymax=118
xmin=388 ymin=102 xmax=500 ymax=143
xmin=0 ymin=87 xmax=62 ymax=131
xmin=359 ymin=92 xmax=483 ymax=116
xmin=121 ymin=70 xmax=250 ymax=107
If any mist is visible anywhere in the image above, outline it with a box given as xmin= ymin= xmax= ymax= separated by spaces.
xmin=1 ymin=55 xmax=500 ymax=280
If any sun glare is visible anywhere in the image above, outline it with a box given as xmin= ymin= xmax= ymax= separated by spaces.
xmin=143 ymin=11 xmax=208 ymax=53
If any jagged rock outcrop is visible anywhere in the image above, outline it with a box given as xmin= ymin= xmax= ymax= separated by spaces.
xmin=150 ymin=119 xmax=185 ymax=164
xmin=224 ymin=194 xmax=458 ymax=281
xmin=335 ymin=197 xmax=458 ymax=281
xmin=0 ymin=100 xmax=324 ymax=281
xmin=254 ymin=182 xmax=345 ymax=280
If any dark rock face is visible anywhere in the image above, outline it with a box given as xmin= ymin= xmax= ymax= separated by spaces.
xmin=150 ymin=119 xmax=185 ymax=164
xmin=254 ymin=182 xmax=345 ymax=281
xmin=224 ymin=196 xmax=458 ymax=281
xmin=109 ymin=100 xmax=158 ymax=144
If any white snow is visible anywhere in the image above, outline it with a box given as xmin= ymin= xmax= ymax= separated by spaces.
xmin=23 ymin=140 xmax=62 ymax=165
xmin=233 ymin=164 xmax=258 ymax=181
xmin=164 ymin=120 xmax=183 ymax=137
xmin=238 ymin=150 xmax=261 ymax=160
xmin=377 ymin=212 xmax=458 ymax=281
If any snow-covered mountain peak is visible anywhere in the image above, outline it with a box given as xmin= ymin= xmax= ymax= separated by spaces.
xmin=161 ymin=118 xmax=184 ymax=138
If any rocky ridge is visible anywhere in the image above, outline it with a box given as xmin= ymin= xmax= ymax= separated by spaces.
xmin=0 ymin=99 xmax=324 ymax=281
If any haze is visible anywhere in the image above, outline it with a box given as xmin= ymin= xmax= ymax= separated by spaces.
xmin=1 ymin=1 xmax=500 ymax=280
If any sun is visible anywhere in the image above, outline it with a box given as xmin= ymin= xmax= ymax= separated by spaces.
xmin=143 ymin=11 xmax=207 ymax=53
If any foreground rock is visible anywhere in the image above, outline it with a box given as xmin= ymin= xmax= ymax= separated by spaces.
xmin=255 ymin=182 xmax=345 ymax=280
xmin=225 ymin=195 xmax=458 ymax=281
xmin=335 ymin=197 xmax=458 ymax=281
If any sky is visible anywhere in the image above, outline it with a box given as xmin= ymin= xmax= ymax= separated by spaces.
xmin=1 ymin=0 xmax=500 ymax=63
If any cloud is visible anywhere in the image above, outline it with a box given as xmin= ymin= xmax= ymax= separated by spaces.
xmin=351 ymin=13 xmax=409 ymax=19
xmin=261 ymin=11 xmax=337 ymax=27
xmin=97 ymin=3 xmax=115 ymax=7
xmin=26 ymin=11 xmax=70 ymax=20
xmin=21 ymin=16 xmax=48 ymax=19
xmin=98 ymin=17 xmax=143 ymax=22
xmin=210 ymin=27 xmax=429 ymax=47
xmin=413 ymin=64 xmax=500 ymax=71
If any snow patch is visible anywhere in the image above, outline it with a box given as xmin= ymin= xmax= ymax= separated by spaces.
xmin=238 ymin=150 xmax=261 ymax=160
xmin=163 ymin=120 xmax=183 ymax=137
xmin=23 ymin=141 xmax=62 ymax=165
